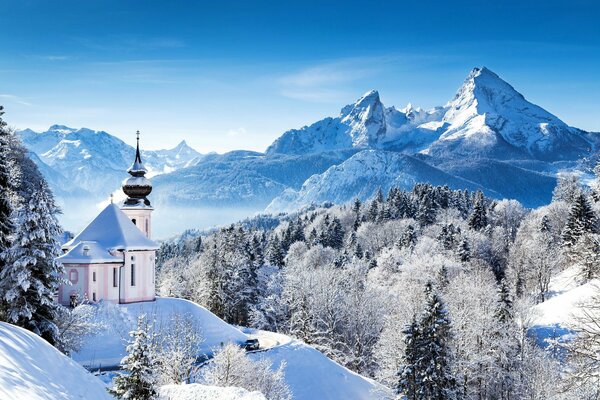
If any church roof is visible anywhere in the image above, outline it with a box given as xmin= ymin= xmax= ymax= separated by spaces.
xmin=57 ymin=241 xmax=123 ymax=264
xmin=63 ymin=204 xmax=159 ymax=252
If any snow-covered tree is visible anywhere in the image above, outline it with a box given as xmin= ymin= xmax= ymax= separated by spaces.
xmin=55 ymin=304 xmax=104 ymax=355
xmin=201 ymin=343 xmax=291 ymax=400
xmin=153 ymin=313 xmax=202 ymax=386
xmin=468 ymin=191 xmax=488 ymax=231
xmin=562 ymin=192 xmax=596 ymax=248
xmin=0 ymin=180 xmax=64 ymax=345
xmin=552 ymin=173 xmax=581 ymax=204
xmin=111 ymin=314 xmax=157 ymax=400
xmin=398 ymin=282 xmax=455 ymax=400
xmin=0 ymin=106 xmax=15 ymax=321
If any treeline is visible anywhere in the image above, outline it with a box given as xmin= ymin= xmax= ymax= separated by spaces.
xmin=158 ymin=170 xmax=600 ymax=399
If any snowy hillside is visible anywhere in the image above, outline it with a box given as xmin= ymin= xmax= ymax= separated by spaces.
xmin=73 ymin=297 xmax=248 ymax=368
xmin=0 ymin=322 xmax=111 ymax=400
xmin=246 ymin=332 xmax=383 ymax=400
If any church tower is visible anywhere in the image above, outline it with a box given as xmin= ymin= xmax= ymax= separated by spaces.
xmin=121 ymin=131 xmax=153 ymax=238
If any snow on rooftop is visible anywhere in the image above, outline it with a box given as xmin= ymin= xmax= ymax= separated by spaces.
xmin=0 ymin=322 xmax=111 ymax=400
xmin=57 ymin=241 xmax=123 ymax=264
xmin=63 ymin=203 xmax=158 ymax=252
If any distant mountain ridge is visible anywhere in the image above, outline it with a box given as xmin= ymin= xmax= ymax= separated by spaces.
xmin=18 ymin=125 xmax=202 ymax=199
xmin=17 ymin=67 xmax=600 ymax=235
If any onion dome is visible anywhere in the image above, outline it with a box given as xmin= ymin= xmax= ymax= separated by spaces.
xmin=122 ymin=131 xmax=152 ymax=206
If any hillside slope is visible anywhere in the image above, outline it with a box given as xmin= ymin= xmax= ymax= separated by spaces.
xmin=0 ymin=322 xmax=111 ymax=400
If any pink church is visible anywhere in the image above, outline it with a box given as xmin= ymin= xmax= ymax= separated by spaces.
xmin=57 ymin=132 xmax=159 ymax=306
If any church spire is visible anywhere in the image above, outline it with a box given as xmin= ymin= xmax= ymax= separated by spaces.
xmin=127 ymin=130 xmax=147 ymax=176
xmin=123 ymin=131 xmax=152 ymax=206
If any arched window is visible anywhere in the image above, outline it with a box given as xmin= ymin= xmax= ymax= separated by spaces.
xmin=69 ymin=269 xmax=79 ymax=284
xmin=132 ymin=218 xmax=137 ymax=226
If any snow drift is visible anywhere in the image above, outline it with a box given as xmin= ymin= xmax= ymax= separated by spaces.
xmin=0 ymin=322 xmax=111 ymax=400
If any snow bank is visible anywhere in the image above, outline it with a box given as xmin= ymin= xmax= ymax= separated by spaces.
xmin=73 ymin=297 xmax=248 ymax=368
xmin=247 ymin=334 xmax=383 ymax=400
xmin=533 ymin=266 xmax=600 ymax=327
xmin=159 ymin=383 xmax=266 ymax=400
xmin=0 ymin=322 xmax=111 ymax=400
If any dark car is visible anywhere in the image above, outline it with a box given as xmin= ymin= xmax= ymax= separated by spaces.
xmin=242 ymin=338 xmax=260 ymax=351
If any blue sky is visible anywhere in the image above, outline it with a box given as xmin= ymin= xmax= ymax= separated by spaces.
xmin=1 ymin=0 xmax=599 ymax=153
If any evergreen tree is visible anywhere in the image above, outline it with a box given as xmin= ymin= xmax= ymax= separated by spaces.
xmin=266 ymin=235 xmax=285 ymax=267
xmin=0 ymin=180 xmax=64 ymax=345
xmin=457 ymin=237 xmax=471 ymax=263
xmin=397 ymin=318 xmax=420 ymax=399
xmin=111 ymin=315 xmax=157 ymax=400
xmin=399 ymin=225 xmax=417 ymax=250
xmin=398 ymin=282 xmax=456 ymax=400
xmin=468 ymin=191 xmax=488 ymax=231
xmin=0 ymin=106 xmax=15 ymax=320
xmin=562 ymin=193 xmax=597 ymax=247
xmin=416 ymin=193 xmax=436 ymax=226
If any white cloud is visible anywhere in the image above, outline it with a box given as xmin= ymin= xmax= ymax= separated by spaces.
xmin=0 ymin=94 xmax=32 ymax=106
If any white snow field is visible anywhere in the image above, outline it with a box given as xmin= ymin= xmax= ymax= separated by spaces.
xmin=247 ymin=335 xmax=384 ymax=400
xmin=533 ymin=265 xmax=600 ymax=327
xmin=73 ymin=297 xmax=248 ymax=368
xmin=75 ymin=298 xmax=382 ymax=399
xmin=159 ymin=383 xmax=266 ymax=400
xmin=0 ymin=322 xmax=111 ymax=400
xmin=531 ymin=265 xmax=600 ymax=346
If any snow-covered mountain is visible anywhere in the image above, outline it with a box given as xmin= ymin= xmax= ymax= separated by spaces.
xmin=266 ymin=90 xmax=445 ymax=156
xmin=18 ymin=67 xmax=600 ymax=234
xmin=428 ymin=67 xmax=596 ymax=160
xmin=18 ymin=125 xmax=202 ymax=199
xmin=266 ymin=67 xmax=599 ymax=211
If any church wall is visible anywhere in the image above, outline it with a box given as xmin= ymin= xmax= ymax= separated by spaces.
xmin=58 ymin=263 xmax=123 ymax=306
xmin=121 ymin=250 xmax=156 ymax=303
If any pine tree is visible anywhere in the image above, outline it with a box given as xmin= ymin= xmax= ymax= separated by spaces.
xmin=398 ymin=282 xmax=456 ymax=400
xmin=0 ymin=180 xmax=64 ymax=345
xmin=457 ymin=237 xmax=471 ymax=262
xmin=0 ymin=106 xmax=15 ymax=321
xmin=266 ymin=235 xmax=285 ymax=267
xmin=562 ymin=193 xmax=596 ymax=247
xmin=399 ymin=225 xmax=417 ymax=250
xmin=468 ymin=191 xmax=488 ymax=231
xmin=416 ymin=193 xmax=436 ymax=226
xmin=111 ymin=315 xmax=157 ymax=400
xmin=397 ymin=318 xmax=420 ymax=399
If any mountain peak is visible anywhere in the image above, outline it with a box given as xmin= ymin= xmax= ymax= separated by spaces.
xmin=48 ymin=124 xmax=76 ymax=133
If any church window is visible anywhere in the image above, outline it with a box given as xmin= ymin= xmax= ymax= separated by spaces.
xmin=145 ymin=219 xmax=149 ymax=235
xmin=93 ymin=271 xmax=96 ymax=282
xmin=132 ymin=218 xmax=137 ymax=226
xmin=92 ymin=292 xmax=96 ymax=302
xmin=69 ymin=269 xmax=78 ymax=284
xmin=113 ymin=268 xmax=118 ymax=287
xmin=131 ymin=264 xmax=136 ymax=286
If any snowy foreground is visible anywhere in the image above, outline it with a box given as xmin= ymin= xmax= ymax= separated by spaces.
xmin=159 ymin=383 xmax=267 ymax=400
xmin=0 ymin=322 xmax=111 ymax=400
xmin=75 ymin=297 xmax=381 ymax=399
